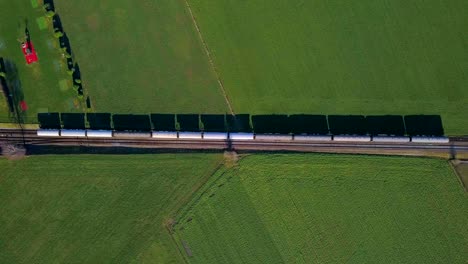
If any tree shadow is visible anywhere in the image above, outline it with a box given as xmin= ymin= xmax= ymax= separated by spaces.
xmin=52 ymin=14 xmax=63 ymax=34
xmin=0 ymin=58 xmax=14 ymax=113
xmin=3 ymin=59 xmax=26 ymax=123
xmin=72 ymin=63 xmax=83 ymax=95
xmin=43 ymin=0 xmax=55 ymax=12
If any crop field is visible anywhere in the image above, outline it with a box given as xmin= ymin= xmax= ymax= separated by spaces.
xmin=174 ymin=154 xmax=468 ymax=263
xmin=0 ymin=0 xmax=79 ymax=122
xmin=1 ymin=0 xmax=466 ymax=135
xmin=189 ymin=0 xmax=468 ymax=134
xmin=54 ymin=0 xmax=228 ymax=114
xmin=0 ymin=153 xmax=223 ymax=263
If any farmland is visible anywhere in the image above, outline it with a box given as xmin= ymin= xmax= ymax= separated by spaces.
xmin=0 ymin=153 xmax=223 ymax=263
xmin=1 ymin=0 xmax=467 ymax=135
xmin=174 ymin=154 xmax=468 ymax=263
xmin=54 ymin=0 xmax=228 ymax=114
xmin=0 ymin=1 xmax=79 ymax=122
xmin=189 ymin=0 xmax=468 ymax=134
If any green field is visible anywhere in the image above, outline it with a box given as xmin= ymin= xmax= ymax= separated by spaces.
xmin=54 ymin=0 xmax=228 ymax=114
xmin=0 ymin=1 xmax=80 ymax=122
xmin=189 ymin=0 xmax=468 ymax=134
xmin=1 ymin=0 xmax=467 ymax=134
xmin=0 ymin=154 xmax=223 ymax=263
xmin=174 ymin=154 xmax=468 ymax=263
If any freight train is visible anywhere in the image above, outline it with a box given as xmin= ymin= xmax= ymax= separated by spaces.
xmin=36 ymin=129 xmax=450 ymax=144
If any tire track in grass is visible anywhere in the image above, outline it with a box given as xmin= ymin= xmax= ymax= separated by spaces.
xmin=183 ymin=0 xmax=235 ymax=115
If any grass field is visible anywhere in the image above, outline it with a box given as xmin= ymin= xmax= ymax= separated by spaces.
xmin=1 ymin=1 xmax=467 ymax=135
xmin=189 ymin=0 xmax=468 ymax=134
xmin=0 ymin=153 xmax=223 ymax=263
xmin=0 ymin=1 xmax=80 ymax=122
xmin=54 ymin=0 xmax=228 ymax=114
xmin=174 ymin=154 xmax=468 ymax=263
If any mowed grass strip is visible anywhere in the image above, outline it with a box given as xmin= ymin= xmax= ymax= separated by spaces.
xmin=0 ymin=154 xmax=223 ymax=263
xmin=54 ymin=0 xmax=228 ymax=114
xmin=189 ymin=0 xmax=468 ymax=134
xmin=174 ymin=154 xmax=468 ymax=263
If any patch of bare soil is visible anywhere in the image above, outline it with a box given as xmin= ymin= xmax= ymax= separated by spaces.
xmin=223 ymin=151 xmax=239 ymax=168
xmin=1 ymin=144 xmax=26 ymax=160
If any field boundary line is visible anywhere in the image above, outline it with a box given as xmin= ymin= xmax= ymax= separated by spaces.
xmin=449 ymin=160 xmax=467 ymax=192
xmin=183 ymin=0 xmax=235 ymax=115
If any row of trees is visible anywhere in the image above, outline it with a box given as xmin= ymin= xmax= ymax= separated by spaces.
xmin=43 ymin=1 xmax=84 ymax=98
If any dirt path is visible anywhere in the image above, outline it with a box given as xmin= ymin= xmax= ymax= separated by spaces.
xmin=183 ymin=0 xmax=235 ymax=115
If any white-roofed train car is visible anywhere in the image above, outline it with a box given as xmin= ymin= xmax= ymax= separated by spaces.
xmin=178 ymin=132 xmax=202 ymax=139
xmin=60 ymin=129 xmax=86 ymax=137
xmin=37 ymin=129 xmax=60 ymax=137
xmin=411 ymin=137 xmax=449 ymax=144
xmin=203 ymin=132 xmax=228 ymax=140
xmin=293 ymin=135 xmax=332 ymax=142
xmin=372 ymin=136 xmax=410 ymax=143
xmin=86 ymin=130 xmax=113 ymax=138
xmin=333 ymin=135 xmax=371 ymax=142
xmin=152 ymin=131 xmax=178 ymax=139
xmin=113 ymin=131 xmax=151 ymax=138
xmin=229 ymin=133 xmax=254 ymax=140
xmin=255 ymin=134 xmax=293 ymax=141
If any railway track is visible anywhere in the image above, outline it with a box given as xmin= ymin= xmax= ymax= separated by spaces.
xmin=1 ymin=129 xmax=468 ymax=157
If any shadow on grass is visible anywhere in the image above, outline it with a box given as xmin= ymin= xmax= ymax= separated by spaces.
xmin=151 ymin=114 xmax=176 ymax=131
xmin=177 ymin=114 xmax=200 ymax=131
xmin=61 ymin=113 xmax=85 ymax=129
xmin=43 ymin=0 xmax=55 ymax=12
xmin=227 ymin=114 xmax=251 ymax=133
xmin=25 ymin=145 xmax=223 ymax=155
xmin=113 ymin=114 xmax=151 ymax=131
xmin=3 ymin=59 xmax=26 ymax=123
xmin=87 ymin=113 xmax=112 ymax=130
xmin=38 ymin=112 xmax=61 ymax=129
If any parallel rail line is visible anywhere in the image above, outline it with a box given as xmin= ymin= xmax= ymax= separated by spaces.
xmin=1 ymin=129 xmax=468 ymax=157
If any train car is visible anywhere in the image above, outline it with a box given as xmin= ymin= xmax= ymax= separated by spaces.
xmin=333 ymin=135 xmax=371 ymax=142
xmin=60 ymin=129 xmax=86 ymax=137
xmin=372 ymin=136 xmax=410 ymax=143
xmin=229 ymin=133 xmax=255 ymax=140
xmin=203 ymin=132 xmax=228 ymax=140
xmin=113 ymin=131 xmax=151 ymax=138
xmin=178 ymin=132 xmax=202 ymax=139
xmin=152 ymin=131 xmax=178 ymax=139
xmin=37 ymin=129 xmax=60 ymax=137
xmin=255 ymin=134 xmax=293 ymax=141
xmin=411 ymin=137 xmax=449 ymax=144
xmin=86 ymin=130 xmax=113 ymax=138
xmin=293 ymin=135 xmax=332 ymax=142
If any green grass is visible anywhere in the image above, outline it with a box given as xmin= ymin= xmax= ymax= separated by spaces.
xmin=189 ymin=0 xmax=468 ymax=134
xmin=54 ymin=0 xmax=228 ymax=114
xmin=0 ymin=1 xmax=81 ymax=122
xmin=174 ymin=154 xmax=468 ymax=263
xmin=0 ymin=153 xmax=223 ymax=263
